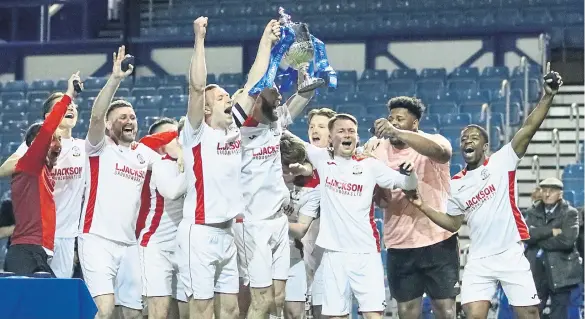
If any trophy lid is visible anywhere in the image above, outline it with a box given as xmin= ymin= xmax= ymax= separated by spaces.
xmin=278 ymin=7 xmax=292 ymax=25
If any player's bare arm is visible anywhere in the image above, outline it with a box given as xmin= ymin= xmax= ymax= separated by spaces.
xmin=234 ymin=20 xmax=281 ymax=114
xmin=87 ymin=45 xmax=134 ymax=146
xmin=187 ymin=16 xmax=208 ymax=130
xmin=0 ymin=154 xmax=20 ymax=177
xmin=285 ymin=90 xmax=315 ymax=120
xmin=374 ymin=118 xmax=452 ymax=164
xmin=511 ymin=62 xmax=563 ymax=158
xmin=405 ymin=190 xmax=464 ymax=233
xmin=289 ymin=214 xmax=315 ymax=239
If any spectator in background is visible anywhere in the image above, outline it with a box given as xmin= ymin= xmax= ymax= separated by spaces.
xmin=578 ymin=207 xmax=584 ymax=259
xmin=0 ymin=192 xmax=15 ymax=270
xmin=524 ymin=177 xmax=583 ymax=319
xmin=523 ymin=186 xmax=543 ymax=217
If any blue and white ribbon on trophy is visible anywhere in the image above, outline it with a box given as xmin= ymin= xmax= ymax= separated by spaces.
xmin=278 ymin=35 xmax=337 ymax=93
xmin=249 ymin=26 xmax=337 ymax=96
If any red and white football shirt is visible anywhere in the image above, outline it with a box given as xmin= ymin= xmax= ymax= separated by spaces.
xmin=282 ymin=171 xmax=321 ymax=258
xmin=137 ymin=155 xmax=186 ymax=250
xmin=448 ymin=142 xmax=529 ymax=259
xmin=305 ymin=144 xmax=417 ymax=253
xmin=80 ymin=137 xmax=159 ymax=244
xmin=240 ymin=105 xmax=292 ymax=221
xmin=179 ymin=121 xmax=242 ymax=224
xmin=16 ymin=138 xmax=86 ymax=238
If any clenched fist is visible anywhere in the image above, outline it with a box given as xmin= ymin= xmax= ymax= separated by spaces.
xmin=194 ymin=16 xmax=208 ymax=39
xmin=263 ymin=19 xmax=281 ymax=44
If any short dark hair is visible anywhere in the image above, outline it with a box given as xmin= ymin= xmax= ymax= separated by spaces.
xmin=106 ymin=100 xmax=134 ymax=120
xmin=463 ymin=124 xmax=489 ymax=144
xmin=148 ymin=117 xmax=178 ymax=135
xmin=327 ymin=113 xmax=358 ymax=131
xmin=42 ymin=92 xmax=65 ymax=116
xmin=280 ymin=134 xmax=307 ymax=166
xmin=24 ymin=121 xmax=44 ymax=147
xmin=387 ymin=96 xmax=425 ymax=120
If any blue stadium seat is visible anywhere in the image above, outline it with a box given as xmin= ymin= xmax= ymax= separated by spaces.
xmin=335 ymin=82 xmax=356 ymax=93
xmin=387 ymin=80 xmax=416 ymax=93
xmin=119 ymin=77 xmax=134 ymax=89
xmin=563 ymin=179 xmax=584 ymax=196
xmin=490 ymin=102 xmax=521 ymax=126
xmin=563 ymin=163 xmax=584 ymax=179
xmin=336 ymin=103 xmax=366 ymax=116
xmin=461 ymin=89 xmax=490 ymax=104
xmin=55 ymin=79 xmax=69 ymax=91
xmin=132 ymin=87 xmax=157 ymax=98
xmin=5 ymin=100 xmax=28 ymax=113
xmin=442 ymin=113 xmax=472 ymax=127
xmin=115 ymin=88 xmax=131 ymax=97
xmin=83 ymin=77 xmax=108 ymax=90
xmin=1 ymin=133 xmax=22 ymax=145
xmin=449 ymin=67 xmax=479 ymax=79
xmin=390 ymin=69 xmax=418 ymax=80
xmin=218 ymin=73 xmax=244 ymax=85
xmin=416 ymin=79 xmax=445 ymax=93
xmin=564 ymin=27 xmax=584 ymax=49
xmin=550 ymin=8 xmax=583 ymax=26
xmin=360 ymin=92 xmax=388 ymax=105
xmin=479 ymin=78 xmax=505 ymax=91
xmin=27 ymin=91 xmax=50 ymax=101
xmin=471 ymin=112 xmax=505 ymax=130
xmin=1 ymin=92 xmax=25 ymax=103
xmin=80 ymin=89 xmax=101 ymax=100
xmin=496 ymin=9 xmax=523 ymax=27
xmin=564 ymin=190 xmax=576 ymax=206
xmin=450 ymin=163 xmax=463 ymax=177
xmin=511 ymin=64 xmax=541 ymax=77
xmin=441 ymin=128 xmax=462 ymax=143
xmin=427 ymin=102 xmax=458 ymax=115
xmin=510 ymin=78 xmax=541 ymax=102
xmin=489 ymin=127 xmax=502 ymax=150
xmin=336 ymin=70 xmax=358 ymax=83
xmin=3 ymin=80 xmax=27 ymax=92
xmin=29 ymin=79 xmax=54 ymax=92
xmin=420 ymin=68 xmax=447 ymax=79
xmin=360 ymin=69 xmax=388 ymax=81
xmin=481 ymin=66 xmax=509 ymax=79
xmin=522 ymin=7 xmax=553 ymax=27
xmin=28 ymin=99 xmax=44 ymax=113
xmin=168 ymin=95 xmax=188 ymax=108
xmin=161 ymin=108 xmax=185 ymax=119
xmin=575 ymin=191 xmax=584 ymax=207
xmin=158 ymin=86 xmax=184 ymax=97
xmin=165 ymin=75 xmax=187 ymax=87
xmin=340 ymin=92 xmax=362 ymax=104
xmin=222 ymin=84 xmax=240 ymax=96
xmin=357 ymin=80 xmax=386 ymax=93
xmin=135 ymin=76 xmax=161 ymax=88
xmin=142 ymin=116 xmax=161 ymax=129
xmin=5 ymin=142 xmax=22 ymax=154
xmin=365 ymin=104 xmax=387 ymax=117
xmin=459 ymin=102 xmax=484 ymax=114
xmin=448 ymin=79 xmax=477 ymax=91
xmin=421 ymin=114 xmax=440 ymax=128
xmin=135 ymin=95 xmax=162 ymax=110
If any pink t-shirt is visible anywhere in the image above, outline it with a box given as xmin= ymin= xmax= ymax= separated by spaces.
xmin=372 ymin=132 xmax=454 ymax=249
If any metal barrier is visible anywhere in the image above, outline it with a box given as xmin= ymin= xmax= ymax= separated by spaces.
xmin=539 ymin=33 xmax=550 ymax=80
xmin=531 ymin=155 xmax=541 ymax=184
xmin=552 ymin=128 xmax=561 ymax=178
xmin=570 ymin=102 xmax=581 ymax=163
xmin=519 ymin=57 xmax=530 ymax=121
xmin=500 ymin=80 xmax=511 ymax=143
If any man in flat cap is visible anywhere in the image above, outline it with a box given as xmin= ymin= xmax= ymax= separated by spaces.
xmin=524 ymin=177 xmax=583 ymax=319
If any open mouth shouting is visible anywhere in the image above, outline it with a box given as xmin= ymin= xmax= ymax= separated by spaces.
xmin=122 ymin=125 xmax=135 ymax=134
xmin=64 ymin=112 xmax=75 ymax=119
xmin=341 ymin=141 xmax=353 ymax=147
xmin=224 ymin=106 xmax=233 ymax=115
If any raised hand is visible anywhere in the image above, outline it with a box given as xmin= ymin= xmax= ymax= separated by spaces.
xmin=543 ymin=62 xmax=563 ymax=96
xmin=112 ymin=45 xmax=134 ymax=80
xmin=66 ymin=71 xmax=82 ymax=98
xmin=194 ymin=16 xmax=208 ymax=39
xmin=374 ymin=118 xmax=397 ymax=138
xmin=263 ymin=19 xmax=281 ymax=43
xmin=403 ymin=189 xmax=422 ymax=208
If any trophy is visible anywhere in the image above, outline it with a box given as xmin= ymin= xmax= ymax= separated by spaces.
xmin=278 ymin=7 xmax=326 ymax=93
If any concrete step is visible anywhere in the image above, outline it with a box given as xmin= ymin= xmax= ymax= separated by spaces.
xmin=516 ymin=168 xmax=561 ymax=180
xmin=533 ymin=129 xmax=582 ymax=141
xmin=548 ymin=104 xmax=584 ymax=117
xmin=554 ymin=94 xmax=584 ymax=105
xmin=526 ymin=142 xmax=581 ymax=155
xmin=541 ymin=118 xmax=584 ymax=130
xmin=518 ymin=155 xmax=578 ymax=167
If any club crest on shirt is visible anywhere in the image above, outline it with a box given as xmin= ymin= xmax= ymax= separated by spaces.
xmin=352 ymin=165 xmax=363 ymax=175
xmin=72 ymin=146 xmax=81 ymax=157
xmin=481 ymin=169 xmax=490 ymax=180
xmin=137 ymin=153 xmax=146 ymax=164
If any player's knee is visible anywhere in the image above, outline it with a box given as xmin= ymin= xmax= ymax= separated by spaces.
xmin=273 ymin=289 xmax=286 ymax=309
xmin=94 ymin=295 xmax=116 ymax=319
xmin=250 ymin=287 xmax=274 ymax=311
xmin=434 ymin=306 xmax=456 ymax=319
xmin=284 ymin=302 xmax=304 ymax=319
xmin=190 ymin=298 xmax=214 ymax=315
xmin=397 ymin=300 xmax=421 ymax=319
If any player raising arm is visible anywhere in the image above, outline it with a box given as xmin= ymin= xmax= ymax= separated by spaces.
xmin=405 ymin=64 xmax=563 ymax=319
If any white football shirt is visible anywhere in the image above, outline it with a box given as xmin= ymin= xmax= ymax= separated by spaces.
xmin=15 ymin=138 xmax=86 ymax=238
xmin=80 ymin=136 xmax=159 ymax=244
xmin=240 ymin=105 xmax=292 ymax=221
xmin=281 ymin=170 xmax=321 ymax=259
xmin=179 ymin=120 xmax=242 ymax=224
xmin=138 ymin=155 xmax=186 ymax=250
xmin=447 ymin=142 xmax=529 ymax=259
xmin=305 ymin=144 xmax=417 ymax=253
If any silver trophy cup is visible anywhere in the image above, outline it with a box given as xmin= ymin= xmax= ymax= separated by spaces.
xmin=279 ymin=7 xmax=326 ymax=93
